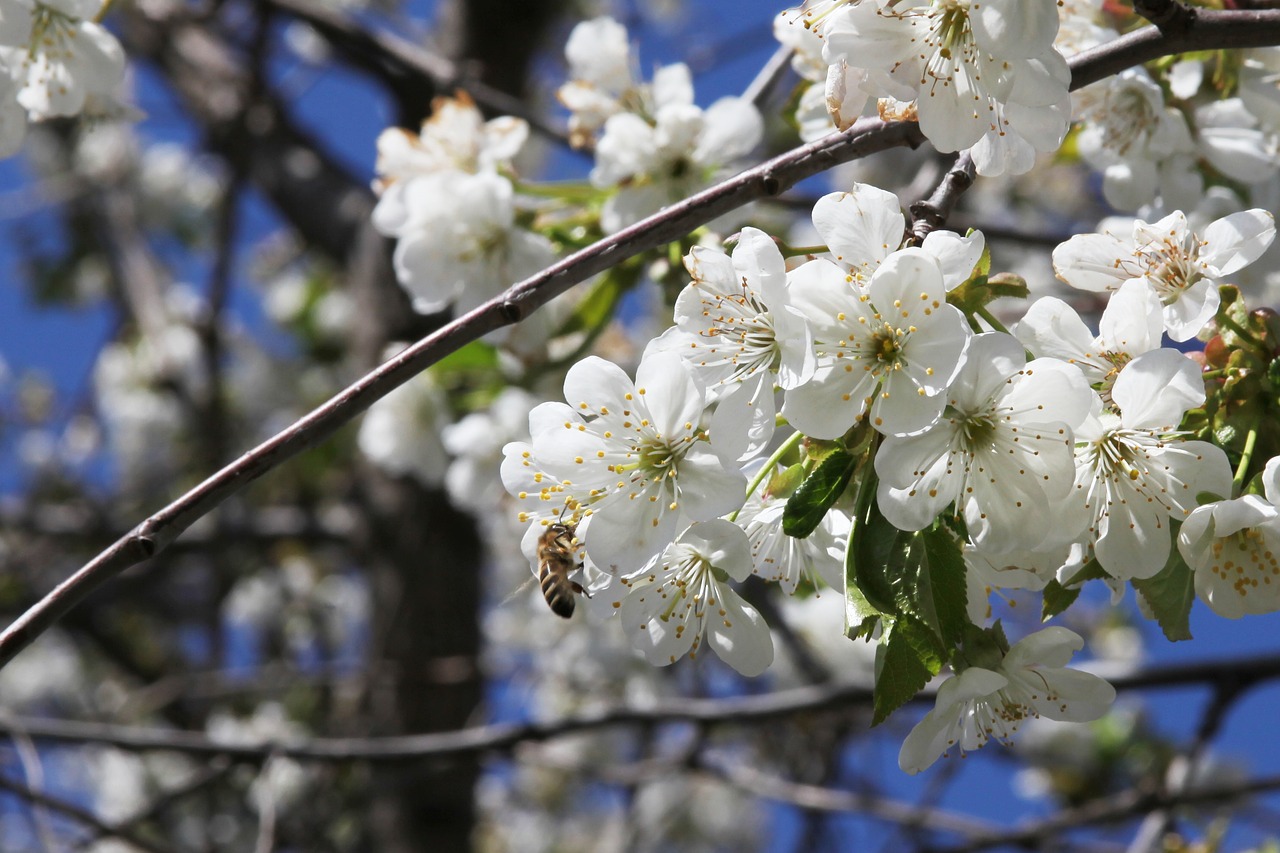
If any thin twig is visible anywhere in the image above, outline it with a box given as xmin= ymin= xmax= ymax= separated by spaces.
xmin=0 ymin=774 xmax=171 ymax=853
xmin=908 ymin=151 xmax=975 ymax=245
xmin=260 ymin=0 xmax=573 ymax=145
xmin=742 ymin=44 xmax=795 ymax=107
xmin=702 ymin=754 xmax=1003 ymax=839
xmin=3 ymin=653 xmax=1280 ymax=764
xmin=931 ymin=773 xmax=1280 ymax=853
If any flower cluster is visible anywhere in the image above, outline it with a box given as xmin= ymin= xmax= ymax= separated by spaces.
xmin=371 ymin=92 xmax=555 ymax=315
xmin=337 ymin=1 xmax=1280 ymax=777
xmin=779 ymin=0 xmax=1070 ymax=176
xmin=559 ymin=17 xmax=764 ymax=233
xmin=498 ymin=177 xmax=1276 ymax=769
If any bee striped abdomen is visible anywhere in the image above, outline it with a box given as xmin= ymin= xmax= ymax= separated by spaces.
xmin=536 ymin=522 xmax=585 ymax=619
xmin=540 ymin=562 xmax=578 ymax=618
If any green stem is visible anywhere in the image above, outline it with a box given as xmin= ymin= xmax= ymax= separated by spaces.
xmin=728 ymin=429 xmax=804 ymax=522
xmin=843 ymin=445 xmax=880 ymax=590
xmin=1233 ymin=421 xmax=1261 ymax=496
xmin=976 ymin=305 xmax=1010 ymax=335
xmin=1217 ymin=312 xmax=1265 ymax=352
xmin=781 ymin=243 xmax=829 ymax=257
xmin=513 ymin=179 xmax=599 ymax=200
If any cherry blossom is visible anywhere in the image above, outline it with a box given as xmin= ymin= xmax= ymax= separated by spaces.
xmin=875 ymin=333 xmax=1093 ymax=553
xmin=357 ymin=369 xmax=451 ymax=486
xmin=781 ymin=247 xmax=970 ymax=438
xmin=378 ymin=170 xmax=556 ymax=315
xmin=0 ymin=0 xmax=125 ymax=120
xmin=810 ymin=183 xmax=984 ymax=289
xmin=646 ymin=227 xmax=813 ymax=457
xmin=618 ymin=520 xmax=774 ymax=676
xmin=734 ymin=462 xmax=851 ymax=594
xmin=1072 ymin=349 xmax=1232 ymax=581
xmin=1053 ymin=209 xmax=1277 ymax=342
xmin=529 ymin=353 xmax=747 ymax=574
xmin=899 ymin=627 xmax=1116 ymax=773
xmin=592 ymin=91 xmax=762 ymax=233
xmin=1073 ymin=69 xmax=1200 ymax=211
xmin=1179 ymin=456 xmax=1280 ymax=619
xmin=818 ymin=0 xmax=1069 ymax=176
xmin=1015 ymin=278 xmax=1163 ymax=391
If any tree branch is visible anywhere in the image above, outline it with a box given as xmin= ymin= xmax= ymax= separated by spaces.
xmin=0 ymin=116 xmax=924 ymax=670
xmin=4 ymin=653 xmax=1280 ymax=764
xmin=0 ymin=774 xmax=171 ymax=853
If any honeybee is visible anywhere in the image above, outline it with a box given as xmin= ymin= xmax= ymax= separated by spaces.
xmin=537 ymin=521 xmax=586 ymax=618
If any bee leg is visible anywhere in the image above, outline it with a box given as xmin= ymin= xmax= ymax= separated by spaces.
xmin=571 ymin=581 xmax=590 ymax=599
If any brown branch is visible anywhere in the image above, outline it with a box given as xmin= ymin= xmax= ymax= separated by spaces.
xmin=0 ymin=117 xmax=925 ymax=671
xmin=0 ymin=774 xmax=171 ymax=853
xmin=4 ymin=8 xmax=1280 ymax=671
xmin=931 ymin=773 xmax=1280 ymax=853
xmin=701 ymin=755 xmax=1003 ymax=840
xmin=1069 ymin=9 xmax=1280 ymax=91
xmin=907 ymin=151 xmax=975 ymax=246
xmin=4 ymin=652 xmax=1280 ymax=765
xmin=258 ymin=0 xmax=572 ymax=143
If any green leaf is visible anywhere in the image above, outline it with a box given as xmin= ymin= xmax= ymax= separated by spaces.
xmin=432 ymin=340 xmax=500 ymax=373
xmin=1132 ymin=549 xmax=1195 ymax=642
xmin=920 ymin=526 xmax=968 ymax=649
xmin=849 ymin=497 xmax=910 ymax=615
xmin=553 ymin=273 xmax=625 ymax=338
xmin=844 ymin=568 xmax=882 ymax=641
xmin=873 ymin=615 xmax=942 ymax=725
xmin=1061 ymin=557 xmax=1109 ymax=587
xmin=847 ymin=508 xmax=966 ymax=664
xmin=1041 ymin=579 xmax=1082 ymax=621
xmin=783 ymin=447 xmax=856 ymax=538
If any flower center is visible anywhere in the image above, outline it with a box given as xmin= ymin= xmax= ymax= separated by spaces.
xmin=1147 ymin=253 xmax=1201 ymax=305
xmin=1209 ymin=528 xmax=1280 ymax=599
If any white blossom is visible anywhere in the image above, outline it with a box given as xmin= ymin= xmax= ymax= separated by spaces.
xmin=735 ymin=461 xmax=851 ymax=594
xmin=1073 ymin=69 xmax=1200 ymax=211
xmin=592 ymin=90 xmax=762 ymax=233
xmin=1179 ymin=456 xmax=1280 ymax=619
xmin=781 ymin=247 xmax=970 ymax=438
xmin=0 ymin=0 xmax=126 ymax=121
xmin=1072 ymin=349 xmax=1232 ymax=580
xmin=527 ymin=353 xmax=747 ymax=573
xmin=819 ymin=0 xmax=1069 ymax=176
xmin=875 ymin=333 xmax=1093 ymax=553
xmin=618 ymin=520 xmax=773 ymax=676
xmin=1053 ymin=209 xmax=1277 ymax=341
xmin=899 ymin=627 xmax=1116 ymax=774
xmin=378 ymin=170 xmax=556 ymax=315
xmin=443 ymin=387 xmax=538 ymax=512
xmin=1015 ymin=278 xmax=1163 ymax=390
xmin=357 ymin=368 xmax=451 ymax=486
xmin=646 ymin=227 xmax=813 ymax=457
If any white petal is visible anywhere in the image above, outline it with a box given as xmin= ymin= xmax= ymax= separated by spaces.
xmin=1199 ymin=209 xmax=1277 ymax=277
xmin=1112 ymin=349 xmax=1203 ymax=431
xmin=811 ymin=184 xmax=905 ymax=277
xmin=706 ymin=591 xmax=774 ymax=676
